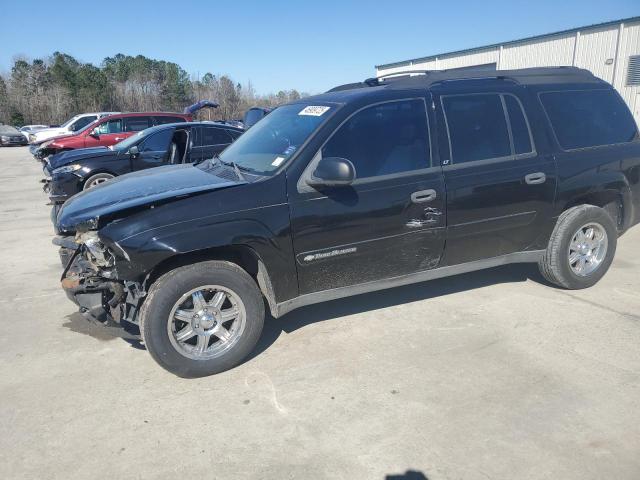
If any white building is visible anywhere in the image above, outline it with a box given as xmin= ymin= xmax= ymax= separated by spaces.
xmin=375 ymin=17 xmax=640 ymax=123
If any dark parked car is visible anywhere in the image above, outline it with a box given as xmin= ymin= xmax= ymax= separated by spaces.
xmin=0 ymin=125 xmax=29 ymax=146
xmin=43 ymin=121 xmax=243 ymax=208
xmin=243 ymin=107 xmax=272 ymax=129
xmin=54 ymin=67 xmax=640 ymax=377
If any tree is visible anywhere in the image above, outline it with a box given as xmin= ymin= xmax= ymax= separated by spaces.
xmin=0 ymin=52 xmax=308 ymax=126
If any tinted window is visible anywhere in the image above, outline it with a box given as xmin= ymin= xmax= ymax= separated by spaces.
xmin=540 ymin=89 xmax=638 ymax=150
xmin=200 ymin=127 xmax=231 ymax=146
xmin=124 ymin=117 xmax=152 ymax=132
xmin=226 ymin=129 xmax=242 ymax=140
xmin=442 ymin=94 xmax=510 ymax=164
xmin=71 ymin=116 xmax=96 ymax=132
xmin=154 ymin=116 xmax=186 ymax=125
xmin=322 ymin=99 xmax=430 ymax=178
xmin=140 ymin=129 xmax=173 ymax=152
xmin=94 ymin=119 xmax=123 ymax=135
xmin=504 ymin=95 xmax=533 ymax=154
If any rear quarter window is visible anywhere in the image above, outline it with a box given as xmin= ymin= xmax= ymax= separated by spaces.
xmin=540 ymin=89 xmax=639 ymax=150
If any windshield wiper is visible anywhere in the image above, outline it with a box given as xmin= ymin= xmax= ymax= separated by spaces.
xmin=194 ymin=153 xmax=219 ymax=167
xmin=220 ymin=159 xmax=250 ymax=181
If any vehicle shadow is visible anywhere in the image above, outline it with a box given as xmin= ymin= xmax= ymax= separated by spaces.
xmin=248 ymin=263 xmax=546 ymax=361
xmin=385 ymin=470 xmax=429 ymax=480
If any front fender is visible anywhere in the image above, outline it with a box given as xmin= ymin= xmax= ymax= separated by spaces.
xmin=101 ymin=203 xmax=297 ymax=303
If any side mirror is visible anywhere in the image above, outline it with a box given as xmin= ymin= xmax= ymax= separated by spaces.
xmin=307 ymin=157 xmax=356 ymax=188
xmin=89 ymin=129 xmax=100 ymax=138
xmin=128 ymin=145 xmax=139 ymax=157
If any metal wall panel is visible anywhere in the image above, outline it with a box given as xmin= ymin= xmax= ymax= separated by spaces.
xmin=375 ymin=20 xmax=640 ymax=124
xmin=614 ymin=22 xmax=640 ymax=123
xmin=436 ymin=48 xmax=499 ymax=69
xmin=499 ymin=34 xmax=575 ymax=69
xmin=575 ymin=27 xmax=619 ymax=82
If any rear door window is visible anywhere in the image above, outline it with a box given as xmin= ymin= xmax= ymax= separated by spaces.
xmin=540 ymin=89 xmax=639 ymax=150
xmin=124 ymin=116 xmax=152 ymax=132
xmin=200 ymin=127 xmax=232 ymax=146
xmin=442 ymin=94 xmax=511 ymax=164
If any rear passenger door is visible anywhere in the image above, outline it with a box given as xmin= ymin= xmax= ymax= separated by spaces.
xmin=434 ymin=87 xmax=557 ymax=265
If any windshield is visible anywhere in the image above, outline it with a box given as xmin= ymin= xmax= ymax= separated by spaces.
xmin=0 ymin=125 xmax=20 ymax=135
xmin=219 ymin=103 xmax=334 ymax=175
xmin=112 ymin=128 xmax=152 ymax=152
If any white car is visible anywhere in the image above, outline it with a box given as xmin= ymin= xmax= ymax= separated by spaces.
xmin=28 ymin=112 xmax=119 ymax=144
xmin=19 ymin=125 xmax=49 ymax=141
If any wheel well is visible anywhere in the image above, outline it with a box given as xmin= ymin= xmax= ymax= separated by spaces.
xmin=564 ymin=192 xmax=623 ymax=230
xmin=145 ymin=245 xmax=277 ymax=315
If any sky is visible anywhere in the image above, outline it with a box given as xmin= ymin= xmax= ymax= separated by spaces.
xmin=0 ymin=0 xmax=638 ymax=95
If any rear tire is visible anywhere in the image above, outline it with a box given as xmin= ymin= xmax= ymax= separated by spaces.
xmin=140 ymin=261 xmax=264 ymax=378
xmin=83 ymin=173 xmax=114 ymax=190
xmin=538 ymin=205 xmax=617 ymax=289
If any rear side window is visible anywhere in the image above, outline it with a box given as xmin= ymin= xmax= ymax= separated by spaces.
xmin=200 ymin=127 xmax=232 ymax=146
xmin=154 ymin=116 xmax=186 ymax=125
xmin=442 ymin=94 xmax=511 ymax=163
xmin=322 ymin=99 xmax=430 ymax=178
xmin=540 ymin=89 xmax=638 ymax=150
xmin=124 ymin=116 xmax=152 ymax=132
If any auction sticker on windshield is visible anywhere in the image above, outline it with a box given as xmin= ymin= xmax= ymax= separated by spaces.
xmin=299 ymin=106 xmax=330 ymax=116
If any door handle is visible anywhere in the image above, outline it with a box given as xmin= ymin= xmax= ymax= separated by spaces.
xmin=525 ymin=172 xmax=546 ymax=185
xmin=411 ymin=189 xmax=437 ymax=203
xmin=114 ymin=137 xmax=124 ymax=141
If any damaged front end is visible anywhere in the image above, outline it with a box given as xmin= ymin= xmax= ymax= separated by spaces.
xmin=56 ymin=232 xmax=144 ymax=339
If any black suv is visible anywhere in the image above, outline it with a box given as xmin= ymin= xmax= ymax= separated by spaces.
xmin=43 ymin=121 xmax=243 ymax=208
xmin=54 ymin=67 xmax=640 ymax=377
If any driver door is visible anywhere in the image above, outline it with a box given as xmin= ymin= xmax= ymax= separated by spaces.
xmin=131 ymin=129 xmax=174 ymax=171
xmin=289 ymin=97 xmax=446 ymax=294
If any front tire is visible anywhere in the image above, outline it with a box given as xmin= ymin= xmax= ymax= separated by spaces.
xmin=538 ymin=205 xmax=617 ymax=289
xmin=140 ymin=261 xmax=264 ymax=377
xmin=83 ymin=172 xmax=114 ymax=190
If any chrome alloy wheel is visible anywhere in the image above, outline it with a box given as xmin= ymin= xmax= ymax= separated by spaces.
xmin=568 ymin=222 xmax=608 ymax=277
xmin=87 ymin=177 xmax=110 ymax=188
xmin=167 ymin=285 xmax=246 ymax=360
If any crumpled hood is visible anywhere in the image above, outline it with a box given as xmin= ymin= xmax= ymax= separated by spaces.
xmin=47 ymin=147 xmax=115 ymax=170
xmin=56 ymin=163 xmax=246 ymax=232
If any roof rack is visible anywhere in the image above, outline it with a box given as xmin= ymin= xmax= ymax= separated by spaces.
xmin=328 ymin=66 xmax=601 ymax=92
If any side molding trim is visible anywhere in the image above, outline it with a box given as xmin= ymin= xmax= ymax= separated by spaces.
xmin=273 ymin=250 xmax=544 ymax=318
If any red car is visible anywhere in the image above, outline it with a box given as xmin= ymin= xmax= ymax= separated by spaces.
xmin=33 ymin=112 xmax=192 ymax=159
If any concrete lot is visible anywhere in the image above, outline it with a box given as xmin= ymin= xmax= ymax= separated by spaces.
xmin=0 ymin=146 xmax=638 ymax=480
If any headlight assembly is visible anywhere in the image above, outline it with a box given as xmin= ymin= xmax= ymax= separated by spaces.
xmin=52 ymin=164 xmax=83 ymax=175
